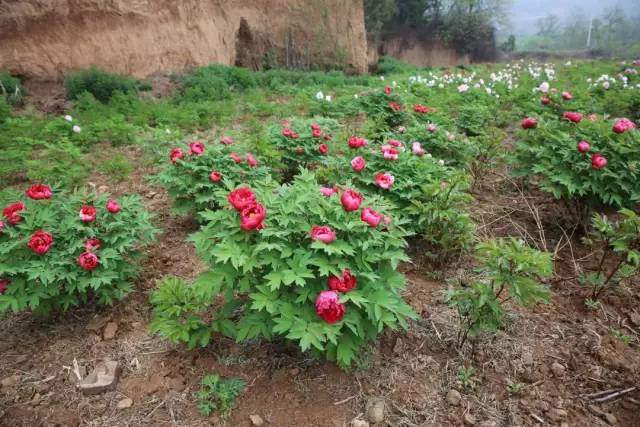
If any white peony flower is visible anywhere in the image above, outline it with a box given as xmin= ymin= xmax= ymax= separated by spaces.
xmin=438 ymin=159 xmax=445 ymax=166
xmin=64 ymin=115 xmax=73 ymax=122
xmin=539 ymin=81 xmax=550 ymax=93
xmin=72 ymin=125 xmax=81 ymax=133
xmin=315 ymin=91 xmax=324 ymax=100
xmin=457 ymin=84 xmax=469 ymax=93
xmin=325 ymin=95 xmax=332 ymax=102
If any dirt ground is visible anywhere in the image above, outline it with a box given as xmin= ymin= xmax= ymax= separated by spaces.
xmin=1 ymin=142 xmax=639 ymax=426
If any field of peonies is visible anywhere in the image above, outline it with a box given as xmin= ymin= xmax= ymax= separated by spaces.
xmin=0 ymin=58 xmax=639 ymax=425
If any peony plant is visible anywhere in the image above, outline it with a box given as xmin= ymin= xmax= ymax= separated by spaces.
xmin=153 ymin=138 xmax=274 ymax=216
xmin=150 ymin=170 xmax=416 ymax=367
xmin=267 ymin=117 xmax=341 ymax=179
xmin=512 ymin=115 xmax=640 ymax=220
xmin=0 ymin=185 xmax=156 ymax=314
xmin=328 ymin=138 xmax=475 ymax=259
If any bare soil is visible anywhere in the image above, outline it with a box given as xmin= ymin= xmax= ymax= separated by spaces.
xmin=1 ymin=143 xmax=639 ymax=426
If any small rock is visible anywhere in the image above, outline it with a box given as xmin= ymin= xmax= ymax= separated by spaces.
xmin=464 ymin=412 xmax=477 ymax=425
xmin=289 ymin=368 xmax=300 ymax=376
xmin=351 ymin=419 xmax=370 ymax=427
xmin=86 ymin=315 xmax=109 ymax=332
xmin=103 ymin=322 xmax=118 ymax=340
xmin=249 ymin=414 xmax=264 ymax=426
xmin=146 ymin=191 xmax=158 ymax=199
xmin=393 ymin=338 xmax=404 ymax=354
xmin=478 ymin=421 xmax=497 ymax=427
xmin=588 ymin=404 xmax=605 ymax=416
xmin=446 ymin=389 xmax=462 ymax=406
xmin=78 ymin=360 xmax=120 ymax=395
xmin=560 ymin=423 xmax=569 ymax=427
xmin=366 ymin=397 xmax=385 ymax=424
xmin=98 ymin=185 xmax=109 ymax=193
xmin=1 ymin=375 xmax=19 ymax=388
xmin=117 ymin=398 xmax=133 ymax=409
xmin=550 ymin=362 xmax=565 ymax=377
xmin=547 ymin=408 xmax=568 ymax=422
xmin=604 ymin=413 xmax=617 ymax=425
xmin=522 ymin=350 xmax=534 ymax=366
xmin=630 ymin=311 xmax=640 ymax=326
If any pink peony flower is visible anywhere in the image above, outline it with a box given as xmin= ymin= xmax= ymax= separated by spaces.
xmin=412 ymin=142 xmax=425 ymax=156
xmin=348 ymin=136 xmax=367 ymax=149
xmin=561 ymin=91 xmax=573 ymax=100
xmin=521 ymin=117 xmax=538 ymax=129
xmin=310 ymin=225 xmax=336 ymax=244
xmin=169 ymin=147 xmax=184 ymax=163
xmin=375 ymin=172 xmax=395 ymax=190
xmin=85 ymin=238 xmax=101 ymax=252
xmin=210 ymin=171 xmax=222 ymax=182
xmin=340 ymin=189 xmax=362 ymax=212
xmin=246 ymin=153 xmax=258 ymax=167
xmin=189 ymin=142 xmax=205 ymax=155
xmin=240 ymin=203 xmax=266 ymax=231
xmin=612 ymin=118 xmax=636 ymax=134
xmin=320 ymin=186 xmax=337 ymax=197
xmin=563 ymin=112 xmax=583 ymax=123
xmin=79 ymin=205 xmax=97 ymax=223
xmin=351 ymin=156 xmax=366 ymax=172
xmin=315 ymin=290 xmax=345 ymax=323
xmin=591 ymin=153 xmax=608 ymax=170
xmin=78 ymin=251 xmax=100 ymax=270
xmin=228 ymin=187 xmax=256 ymax=211
xmin=381 ymin=145 xmax=399 ymax=160
xmin=230 ymin=152 xmax=242 ymax=163
xmin=106 ymin=199 xmax=120 ymax=213
xmin=577 ymin=141 xmax=590 ymax=154
xmin=220 ymin=136 xmax=234 ymax=145
xmin=318 ymin=143 xmax=328 ymax=154
xmin=361 ymin=207 xmax=382 ymax=228
xmin=26 ymin=184 xmax=52 ymax=200
xmin=427 ymin=123 xmax=437 ymax=133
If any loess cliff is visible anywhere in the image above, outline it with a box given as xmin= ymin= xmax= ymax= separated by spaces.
xmin=0 ymin=0 xmax=368 ymax=78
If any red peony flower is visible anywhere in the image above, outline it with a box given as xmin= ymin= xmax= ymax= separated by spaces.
xmin=230 ymin=152 xmax=242 ymax=163
xmin=384 ymin=86 xmax=392 ymax=95
xmin=210 ymin=171 xmax=222 ymax=182
xmin=3 ymin=201 xmax=25 ymax=225
xmin=561 ymin=91 xmax=573 ymax=100
xmin=228 ymin=187 xmax=256 ymax=211
xmin=340 ymin=189 xmax=362 ymax=212
xmin=388 ymin=101 xmax=402 ymax=111
xmin=577 ymin=140 xmax=590 ymax=153
xmin=312 ymin=128 xmax=322 ymax=138
xmin=315 ymin=290 xmax=345 ymax=324
xmin=78 ymin=251 xmax=100 ymax=270
xmin=375 ymin=172 xmax=395 ymax=190
xmin=282 ymin=127 xmax=293 ymax=137
xmin=311 ymin=123 xmax=321 ymax=131
xmin=220 ymin=136 xmax=234 ymax=145
xmin=246 ymin=153 xmax=258 ymax=167
xmin=348 ymin=136 xmax=367 ymax=149
xmin=169 ymin=147 xmax=184 ymax=163
xmin=27 ymin=230 xmax=53 ymax=255
xmin=351 ymin=156 xmax=366 ymax=172
xmin=85 ymin=238 xmax=101 ymax=252
xmin=106 ymin=199 xmax=120 ymax=213
xmin=0 ymin=279 xmax=8 ymax=294
xmin=591 ymin=153 xmax=608 ymax=170
xmin=381 ymin=145 xmax=399 ymax=160
xmin=328 ymin=269 xmax=357 ymax=293
xmin=413 ymin=104 xmax=428 ymax=113
xmin=79 ymin=205 xmax=97 ymax=223
xmin=310 ymin=225 xmax=336 ymax=244
xmin=563 ymin=112 xmax=583 ymax=123
xmin=541 ymin=97 xmax=551 ymax=105
xmin=612 ymin=118 xmax=636 ymax=134
xmin=521 ymin=117 xmax=538 ymax=129
xmin=240 ymin=203 xmax=266 ymax=231
xmin=361 ymin=207 xmax=382 ymax=228
xmin=388 ymin=140 xmax=404 ymax=149
xmin=318 ymin=143 xmax=328 ymax=155
xmin=26 ymin=184 xmax=52 ymax=200
xmin=189 ymin=141 xmax=205 ymax=155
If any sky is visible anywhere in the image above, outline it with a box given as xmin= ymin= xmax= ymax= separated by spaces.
xmin=505 ymin=0 xmax=638 ymax=35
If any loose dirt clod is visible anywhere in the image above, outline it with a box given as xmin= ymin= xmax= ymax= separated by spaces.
xmin=78 ymin=360 xmax=120 ymax=395
xmin=103 ymin=321 xmax=118 ymax=340
xmin=117 ymin=398 xmax=133 ymax=409
xmin=1 ymin=375 xmax=19 ymax=388
xmin=249 ymin=414 xmax=264 ymax=426
xmin=366 ymin=397 xmax=385 ymax=424
xmin=351 ymin=419 xmax=370 ymax=427
xmin=464 ymin=412 xmax=477 ymax=425
xmin=550 ymin=362 xmax=565 ymax=377
xmin=447 ymin=389 xmax=462 ymax=406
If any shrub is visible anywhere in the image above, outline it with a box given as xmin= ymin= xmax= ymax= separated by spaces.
xmin=329 ymin=139 xmax=474 ymax=259
xmin=0 ymin=187 xmax=156 ymax=314
xmin=375 ymin=56 xmax=418 ymax=75
xmin=150 ymin=171 xmax=416 ymax=367
xmin=0 ymin=71 xmax=25 ymax=106
xmin=267 ymin=117 xmax=341 ymax=178
xmin=65 ymin=67 xmax=142 ymax=103
xmin=358 ymin=86 xmax=409 ymax=135
xmin=153 ymin=139 xmax=275 ymax=216
xmin=446 ymin=238 xmax=552 ymax=347
xmin=512 ymin=116 xmax=640 ymax=220
xmin=580 ymin=209 xmax=640 ymax=299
